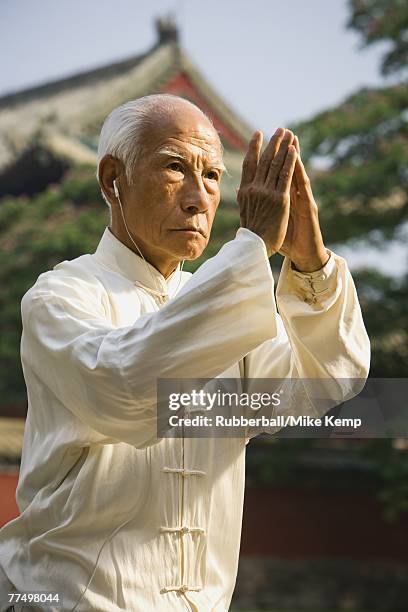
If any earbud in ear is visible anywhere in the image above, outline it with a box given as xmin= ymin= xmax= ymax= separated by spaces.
xmin=113 ymin=180 xmax=119 ymax=199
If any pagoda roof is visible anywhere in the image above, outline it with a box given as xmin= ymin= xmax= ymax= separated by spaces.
xmin=0 ymin=22 xmax=253 ymax=179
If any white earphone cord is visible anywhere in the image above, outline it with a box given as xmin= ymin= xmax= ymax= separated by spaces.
xmin=115 ymin=183 xmax=185 ymax=299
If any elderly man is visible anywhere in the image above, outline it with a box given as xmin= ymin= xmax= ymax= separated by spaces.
xmin=0 ymin=94 xmax=369 ymax=612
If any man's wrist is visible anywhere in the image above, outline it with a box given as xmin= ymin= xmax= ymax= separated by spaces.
xmin=290 ymin=249 xmax=330 ymax=273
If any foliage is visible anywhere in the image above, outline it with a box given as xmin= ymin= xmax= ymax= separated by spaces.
xmin=282 ymin=0 xmax=408 ymax=519
xmin=290 ymin=2 xmax=408 ymax=378
xmin=290 ymin=85 xmax=408 ymax=376
xmin=352 ymin=270 xmax=408 ymax=376
xmin=291 ymin=85 xmax=408 ymax=245
xmin=360 ymin=439 xmax=408 ymax=521
xmin=247 ymin=437 xmax=381 ymax=491
xmin=348 ymin=0 xmax=408 ymax=76
xmin=0 ymin=167 xmax=108 ymax=406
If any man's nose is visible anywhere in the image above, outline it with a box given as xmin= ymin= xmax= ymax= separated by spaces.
xmin=180 ymin=174 xmax=211 ymax=214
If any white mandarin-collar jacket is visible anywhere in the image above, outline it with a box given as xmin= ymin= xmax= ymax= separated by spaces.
xmin=0 ymin=226 xmax=370 ymax=612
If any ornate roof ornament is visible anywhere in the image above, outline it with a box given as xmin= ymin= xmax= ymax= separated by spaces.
xmin=155 ymin=13 xmax=179 ymax=45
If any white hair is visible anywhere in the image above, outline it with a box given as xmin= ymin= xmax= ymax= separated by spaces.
xmin=96 ymin=94 xmax=221 ymax=207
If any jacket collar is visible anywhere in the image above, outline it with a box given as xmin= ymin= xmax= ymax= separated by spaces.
xmin=93 ymin=227 xmax=183 ymax=298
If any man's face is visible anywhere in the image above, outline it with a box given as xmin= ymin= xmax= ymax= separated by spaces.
xmin=118 ymin=105 xmax=224 ymax=275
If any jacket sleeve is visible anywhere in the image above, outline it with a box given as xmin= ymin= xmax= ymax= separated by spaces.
xmin=21 ymin=228 xmax=278 ymax=449
xmin=243 ymin=241 xmax=371 ymax=440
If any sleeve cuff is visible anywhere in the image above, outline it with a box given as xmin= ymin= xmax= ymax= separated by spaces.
xmin=290 ymin=250 xmax=336 ymax=284
xmin=283 ymin=250 xmax=338 ymax=305
xmin=235 ymin=227 xmax=269 ymax=259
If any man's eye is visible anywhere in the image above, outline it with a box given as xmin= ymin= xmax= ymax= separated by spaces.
xmin=205 ymin=170 xmax=220 ymax=181
xmin=167 ymin=162 xmax=184 ymax=172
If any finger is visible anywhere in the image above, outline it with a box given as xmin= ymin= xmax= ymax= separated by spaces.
xmin=254 ymin=127 xmax=285 ymax=184
xmin=292 ymin=136 xmax=301 ymax=192
xmin=265 ymin=129 xmax=295 ymax=188
xmin=239 ymin=131 xmax=263 ymax=188
xmin=276 ymin=145 xmax=297 ymax=194
xmin=290 ymin=174 xmax=299 ymax=198
xmin=294 ymin=149 xmax=313 ymax=197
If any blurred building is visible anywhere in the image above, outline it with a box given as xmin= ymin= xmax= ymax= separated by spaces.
xmin=0 ymin=16 xmax=249 ymax=202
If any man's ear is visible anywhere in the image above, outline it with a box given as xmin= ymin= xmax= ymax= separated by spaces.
xmin=98 ymin=155 xmax=125 ymax=206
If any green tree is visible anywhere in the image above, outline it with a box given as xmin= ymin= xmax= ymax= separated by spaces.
xmin=291 ymin=0 xmax=408 ymax=377
xmin=349 ymin=0 xmax=408 ymax=77
xmin=0 ymin=168 xmax=107 ymax=407
xmin=277 ymin=0 xmax=408 ymax=521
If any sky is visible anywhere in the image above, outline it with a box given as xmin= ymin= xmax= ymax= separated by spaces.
xmin=0 ymin=0 xmax=390 ymax=132
xmin=0 ymin=0 xmax=404 ymax=274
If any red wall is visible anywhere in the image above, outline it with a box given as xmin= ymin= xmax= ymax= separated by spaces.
xmin=0 ymin=474 xmax=19 ymax=526
xmin=241 ymin=486 xmax=408 ymax=562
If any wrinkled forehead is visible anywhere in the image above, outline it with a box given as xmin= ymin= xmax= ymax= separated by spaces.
xmin=140 ymin=108 xmax=223 ymax=162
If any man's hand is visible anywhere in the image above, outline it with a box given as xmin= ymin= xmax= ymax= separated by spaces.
xmin=279 ymin=135 xmax=329 ymax=272
xmin=237 ymin=128 xmax=297 ymax=258
xmin=238 ymin=128 xmax=329 ymax=272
